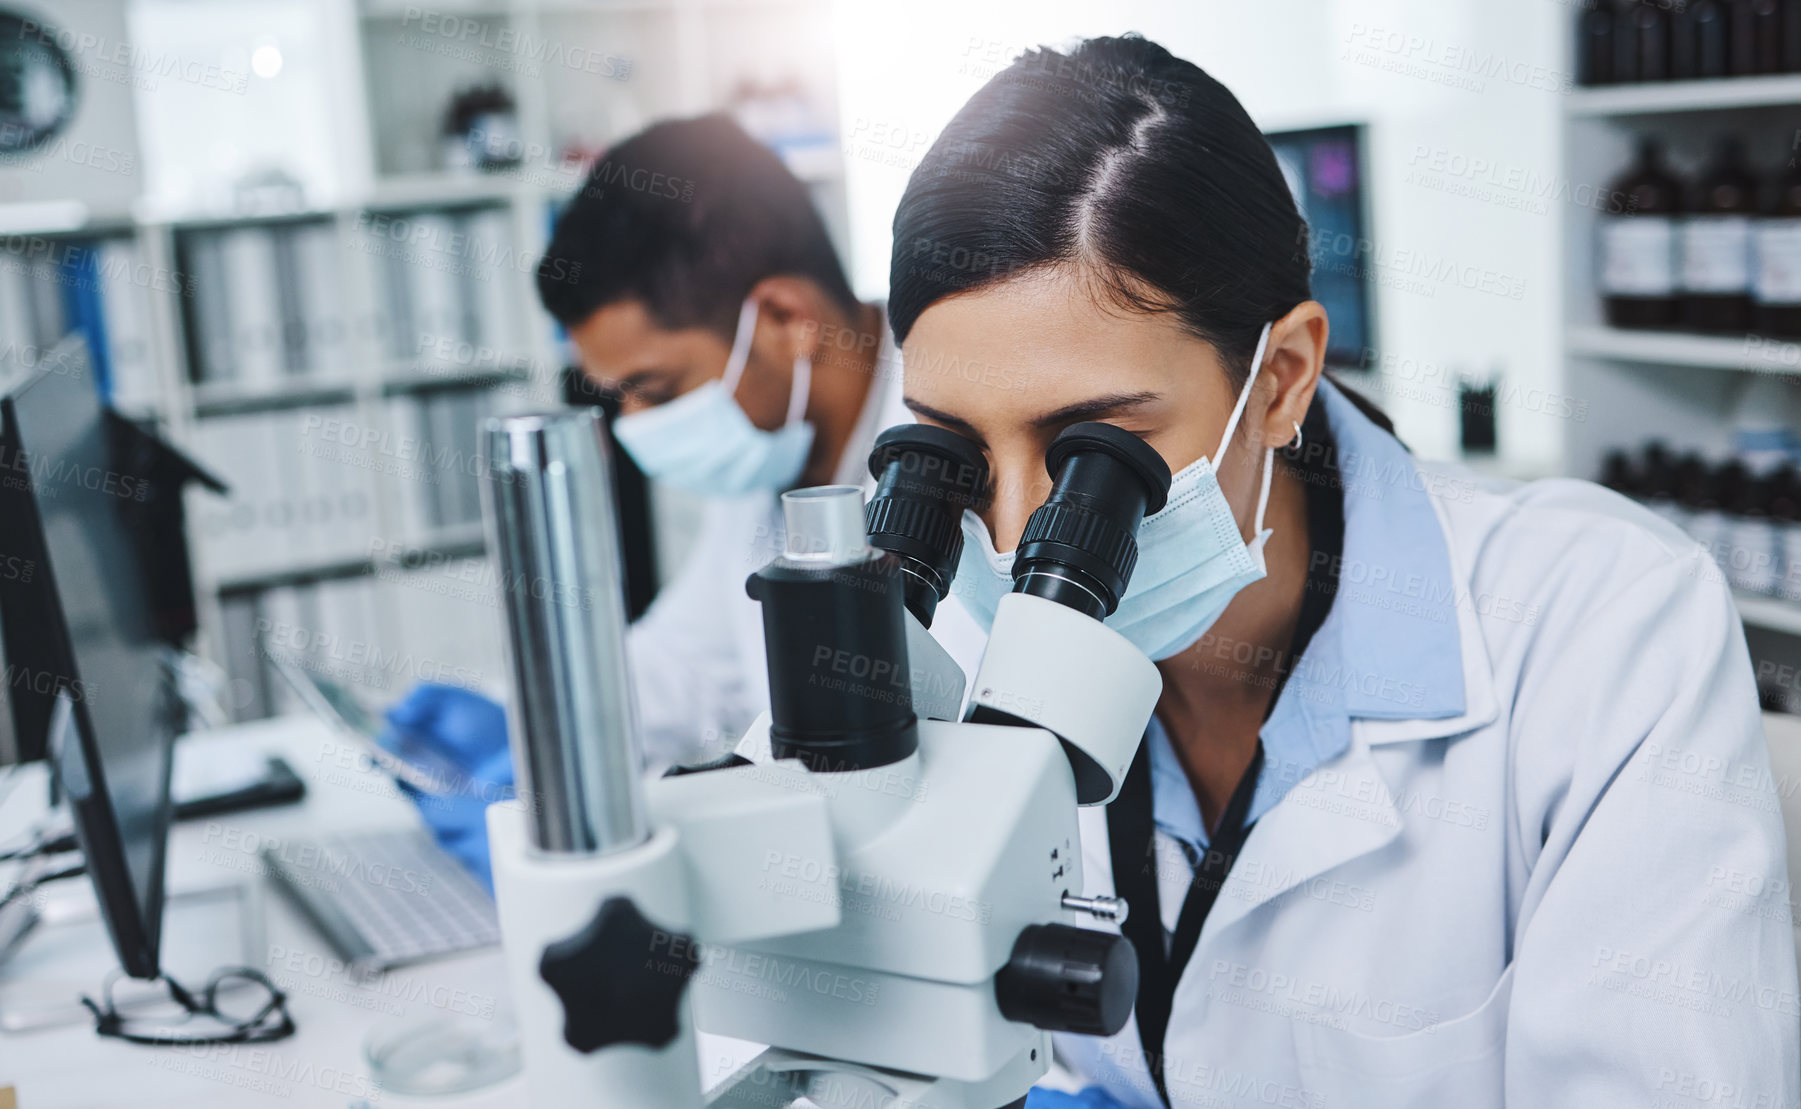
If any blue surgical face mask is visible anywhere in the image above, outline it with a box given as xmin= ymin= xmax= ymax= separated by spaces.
xmin=612 ymin=298 xmax=816 ymax=496
xmin=954 ymin=322 xmax=1278 ymax=661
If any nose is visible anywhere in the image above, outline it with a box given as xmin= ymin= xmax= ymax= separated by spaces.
xmin=984 ymin=462 xmax=1054 ymax=553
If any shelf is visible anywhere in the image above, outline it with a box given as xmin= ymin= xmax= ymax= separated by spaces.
xmin=1736 ymin=591 xmax=1801 ymax=636
xmin=1566 ymin=74 xmax=1801 ymax=117
xmin=1566 ymin=326 xmax=1801 ymax=374
xmin=218 ymin=529 xmax=487 ymax=595
xmin=216 ymin=555 xmax=377 ymax=596
xmin=381 ymin=359 xmax=536 ymax=393
xmin=363 ymin=174 xmax=533 ymax=213
xmin=191 ymin=377 xmax=361 ymax=418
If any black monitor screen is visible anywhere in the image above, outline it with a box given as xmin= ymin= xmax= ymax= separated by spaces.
xmin=1267 ymin=124 xmax=1374 ymax=370
xmin=1 ymin=341 xmax=176 ymax=977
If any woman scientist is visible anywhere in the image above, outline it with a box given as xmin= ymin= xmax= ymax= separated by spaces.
xmin=893 ymin=35 xmax=1799 ymax=1109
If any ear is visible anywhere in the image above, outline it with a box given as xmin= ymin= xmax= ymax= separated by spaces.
xmin=746 ymin=275 xmax=832 ymax=363
xmin=1252 ymin=301 xmax=1329 ymax=452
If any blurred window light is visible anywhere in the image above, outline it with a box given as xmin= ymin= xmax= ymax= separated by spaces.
xmin=251 ymin=44 xmax=284 ymax=80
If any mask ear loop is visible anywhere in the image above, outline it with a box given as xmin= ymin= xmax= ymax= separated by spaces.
xmin=719 ymin=298 xmax=761 ymax=396
xmin=1214 ymin=322 xmax=1274 ymax=462
xmin=1215 ymin=322 xmax=1277 ymax=536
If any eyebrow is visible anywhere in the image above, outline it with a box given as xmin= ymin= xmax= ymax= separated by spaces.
xmin=607 ymin=367 xmax=678 ymax=394
xmin=904 ymin=391 xmax=1162 ymax=435
xmin=1030 ymin=391 xmax=1162 ymax=428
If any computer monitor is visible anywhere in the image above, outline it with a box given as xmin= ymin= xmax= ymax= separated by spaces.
xmin=1266 ymin=123 xmax=1376 ymax=370
xmin=0 ymin=338 xmax=181 ymax=979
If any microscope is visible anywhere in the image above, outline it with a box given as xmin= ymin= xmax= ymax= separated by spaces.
xmin=479 ymin=408 xmax=1173 ymax=1108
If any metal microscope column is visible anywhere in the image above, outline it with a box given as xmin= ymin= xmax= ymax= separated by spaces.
xmin=481 ymin=410 xmax=700 ymax=1108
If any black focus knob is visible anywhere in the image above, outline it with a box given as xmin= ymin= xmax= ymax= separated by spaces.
xmin=538 ymin=896 xmax=698 ymax=1054
xmin=994 ymin=923 xmax=1138 ymax=1037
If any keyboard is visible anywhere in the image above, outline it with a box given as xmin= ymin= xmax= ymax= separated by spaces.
xmin=262 ymin=829 xmax=500 ymax=977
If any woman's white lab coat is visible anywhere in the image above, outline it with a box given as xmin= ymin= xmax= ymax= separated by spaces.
xmin=1056 ymin=425 xmax=1801 ymax=1107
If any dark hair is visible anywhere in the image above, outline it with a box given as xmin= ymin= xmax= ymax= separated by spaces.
xmin=888 ymin=35 xmax=1311 ymax=387
xmin=537 ymin=114 xmax=859 ymax=335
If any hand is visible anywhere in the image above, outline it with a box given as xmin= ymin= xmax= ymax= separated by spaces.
xmin=1026 ymin=1088 xmax=1132 ymax=1109
xmin=384 ymin=683 xmax=513 ymax=892
xmin=384 ymin=682 xmax=510 ymax=768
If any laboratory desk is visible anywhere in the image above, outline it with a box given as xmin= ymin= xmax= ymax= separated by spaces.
xmin=4 ymin=712 xmax=1801 ymax=1108
xmin=0 ymin=715 xmax=760 ymax=1109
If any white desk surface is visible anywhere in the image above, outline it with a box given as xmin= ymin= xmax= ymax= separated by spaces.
xmin=0 ymin=715 xmax=761 ymax=1108
xmin=7 ymin=712 xmax=1801 ymax=1107
xmin=0 ymin=715 xmax=523 ymax=1108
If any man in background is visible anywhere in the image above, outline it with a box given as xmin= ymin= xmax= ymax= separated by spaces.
xmin=388 ymin=114 xmax=981 ymax=882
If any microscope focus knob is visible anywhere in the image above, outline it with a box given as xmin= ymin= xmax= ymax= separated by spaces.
xmin=538 ymin=896 xmax=698 ymax=1054
xmin=995 ymin=923 xmax=1138 ymax=1037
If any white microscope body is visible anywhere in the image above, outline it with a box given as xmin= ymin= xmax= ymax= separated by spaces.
xmin=480 ymin=414 xmax=1172 ymax=1109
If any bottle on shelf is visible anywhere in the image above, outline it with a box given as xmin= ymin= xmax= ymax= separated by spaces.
xmin=1615 ymin=0 xmax=1644 ymax=81
xmin=1755 ymin=156 xmax=1801 ymax=336
xmin=1681 ymin=137 xmax=1758 ymax=333
xmin=1672 ymin=0 xmax=1735 ymax=79
xmin=1581 ymin=0 xmax=1618 ymax=85
xmin=1604 ymin=445 xmax=1801 ymax=603
xmin=1732 ymin=374 xmax=1798 ymax=472
xmin=1676 ymin=452 xmax=1725 ymax=551
xmin=1639 ymin=442 xmax=1689 ymax=529
xmin=1600 ymin=138 xmax=1684 ymax=329
xmin=1728 ymin=469 xmax=1781 ymax=593
xmin=1771 ymin=467 xmax=1801 ymax=601
xmin=1729 ymin=0 xmax=1783 ymax=75
xmin=1785 ymin=0 xmax=1801 ymax=69
xmin=1599 ymin=449 xmax=1641 ymax=497
xmin=1626 ymin=0 xmax=1674 ymax=80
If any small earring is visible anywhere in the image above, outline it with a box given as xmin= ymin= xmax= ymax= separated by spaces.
xmin=1287 ymin=421 xmax=1304 ymax=452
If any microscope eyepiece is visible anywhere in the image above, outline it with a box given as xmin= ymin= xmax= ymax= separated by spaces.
xmin=1013 ymin=422 xmax=1172 ymax=620
xmin=864 ymin=424 xmax=990 ymax=627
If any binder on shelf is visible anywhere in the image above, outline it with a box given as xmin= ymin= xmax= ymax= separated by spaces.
xmin=0 ymin=263 xmax=38 ymax=372
xmin=219 ymin=227 xmax=285 ymax=387
xmin=21 ymin=257 xmax=67 ymax=352
xmin=292 ymin=220 xmax=350 ymax=379
xmin=185 ymin=232 xmax=235 ymax=384
xmin=380 ymin=211 xmax=469 ymax=360
xmin=462 ymin=207 xmax=518 ymax=354
xmin=270 ymin=226 xmax=308 ymax=378
xmin=314 ymin=575 xmax=383 ymax=694
xmin=95 ymin=238 xmax=160 ymax=413
xmin=383 ymin=555 xmax=506 ymax=696
xmin=220 ymin=591 xmax=269 ymax=723
xmin=259 ymin=584 xmax=309 ymax=716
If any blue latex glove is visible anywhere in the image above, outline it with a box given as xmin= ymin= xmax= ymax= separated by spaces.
xmin=383 ymin=683 xmax=514 ymax=892
xmin=1026 ymin=1089 xmax=1131 ymax=1109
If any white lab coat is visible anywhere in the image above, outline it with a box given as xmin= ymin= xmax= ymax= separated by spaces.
xmin=625 ymin=322 xmax=987 ymax=764
xmin=1056 ymin=467 xmax=1801 ymax=1108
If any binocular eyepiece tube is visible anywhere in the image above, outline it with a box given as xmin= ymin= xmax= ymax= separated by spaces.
xmin=1013 ymin=422 xmax=1173 ymax=620
xmin=863 ymin=424 xmax=990 ymax=628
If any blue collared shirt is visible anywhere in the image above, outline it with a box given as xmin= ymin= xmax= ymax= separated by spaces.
xmin=1150 ymin=379 xmax=1469 ymax=859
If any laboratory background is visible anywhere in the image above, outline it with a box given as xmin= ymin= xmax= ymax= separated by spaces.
xmin=0 ymin=0 xmax=1799 ymax=1106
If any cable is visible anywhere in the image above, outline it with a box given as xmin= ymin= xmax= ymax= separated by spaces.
xmin=0 ymin=860 xmax=85 ymax=916
xmin=0 ymin=827 xmax=76 ymax=864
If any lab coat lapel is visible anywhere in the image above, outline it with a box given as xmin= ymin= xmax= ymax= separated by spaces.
xmin=1198 ymin=736 xmax=1402 ymax=942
